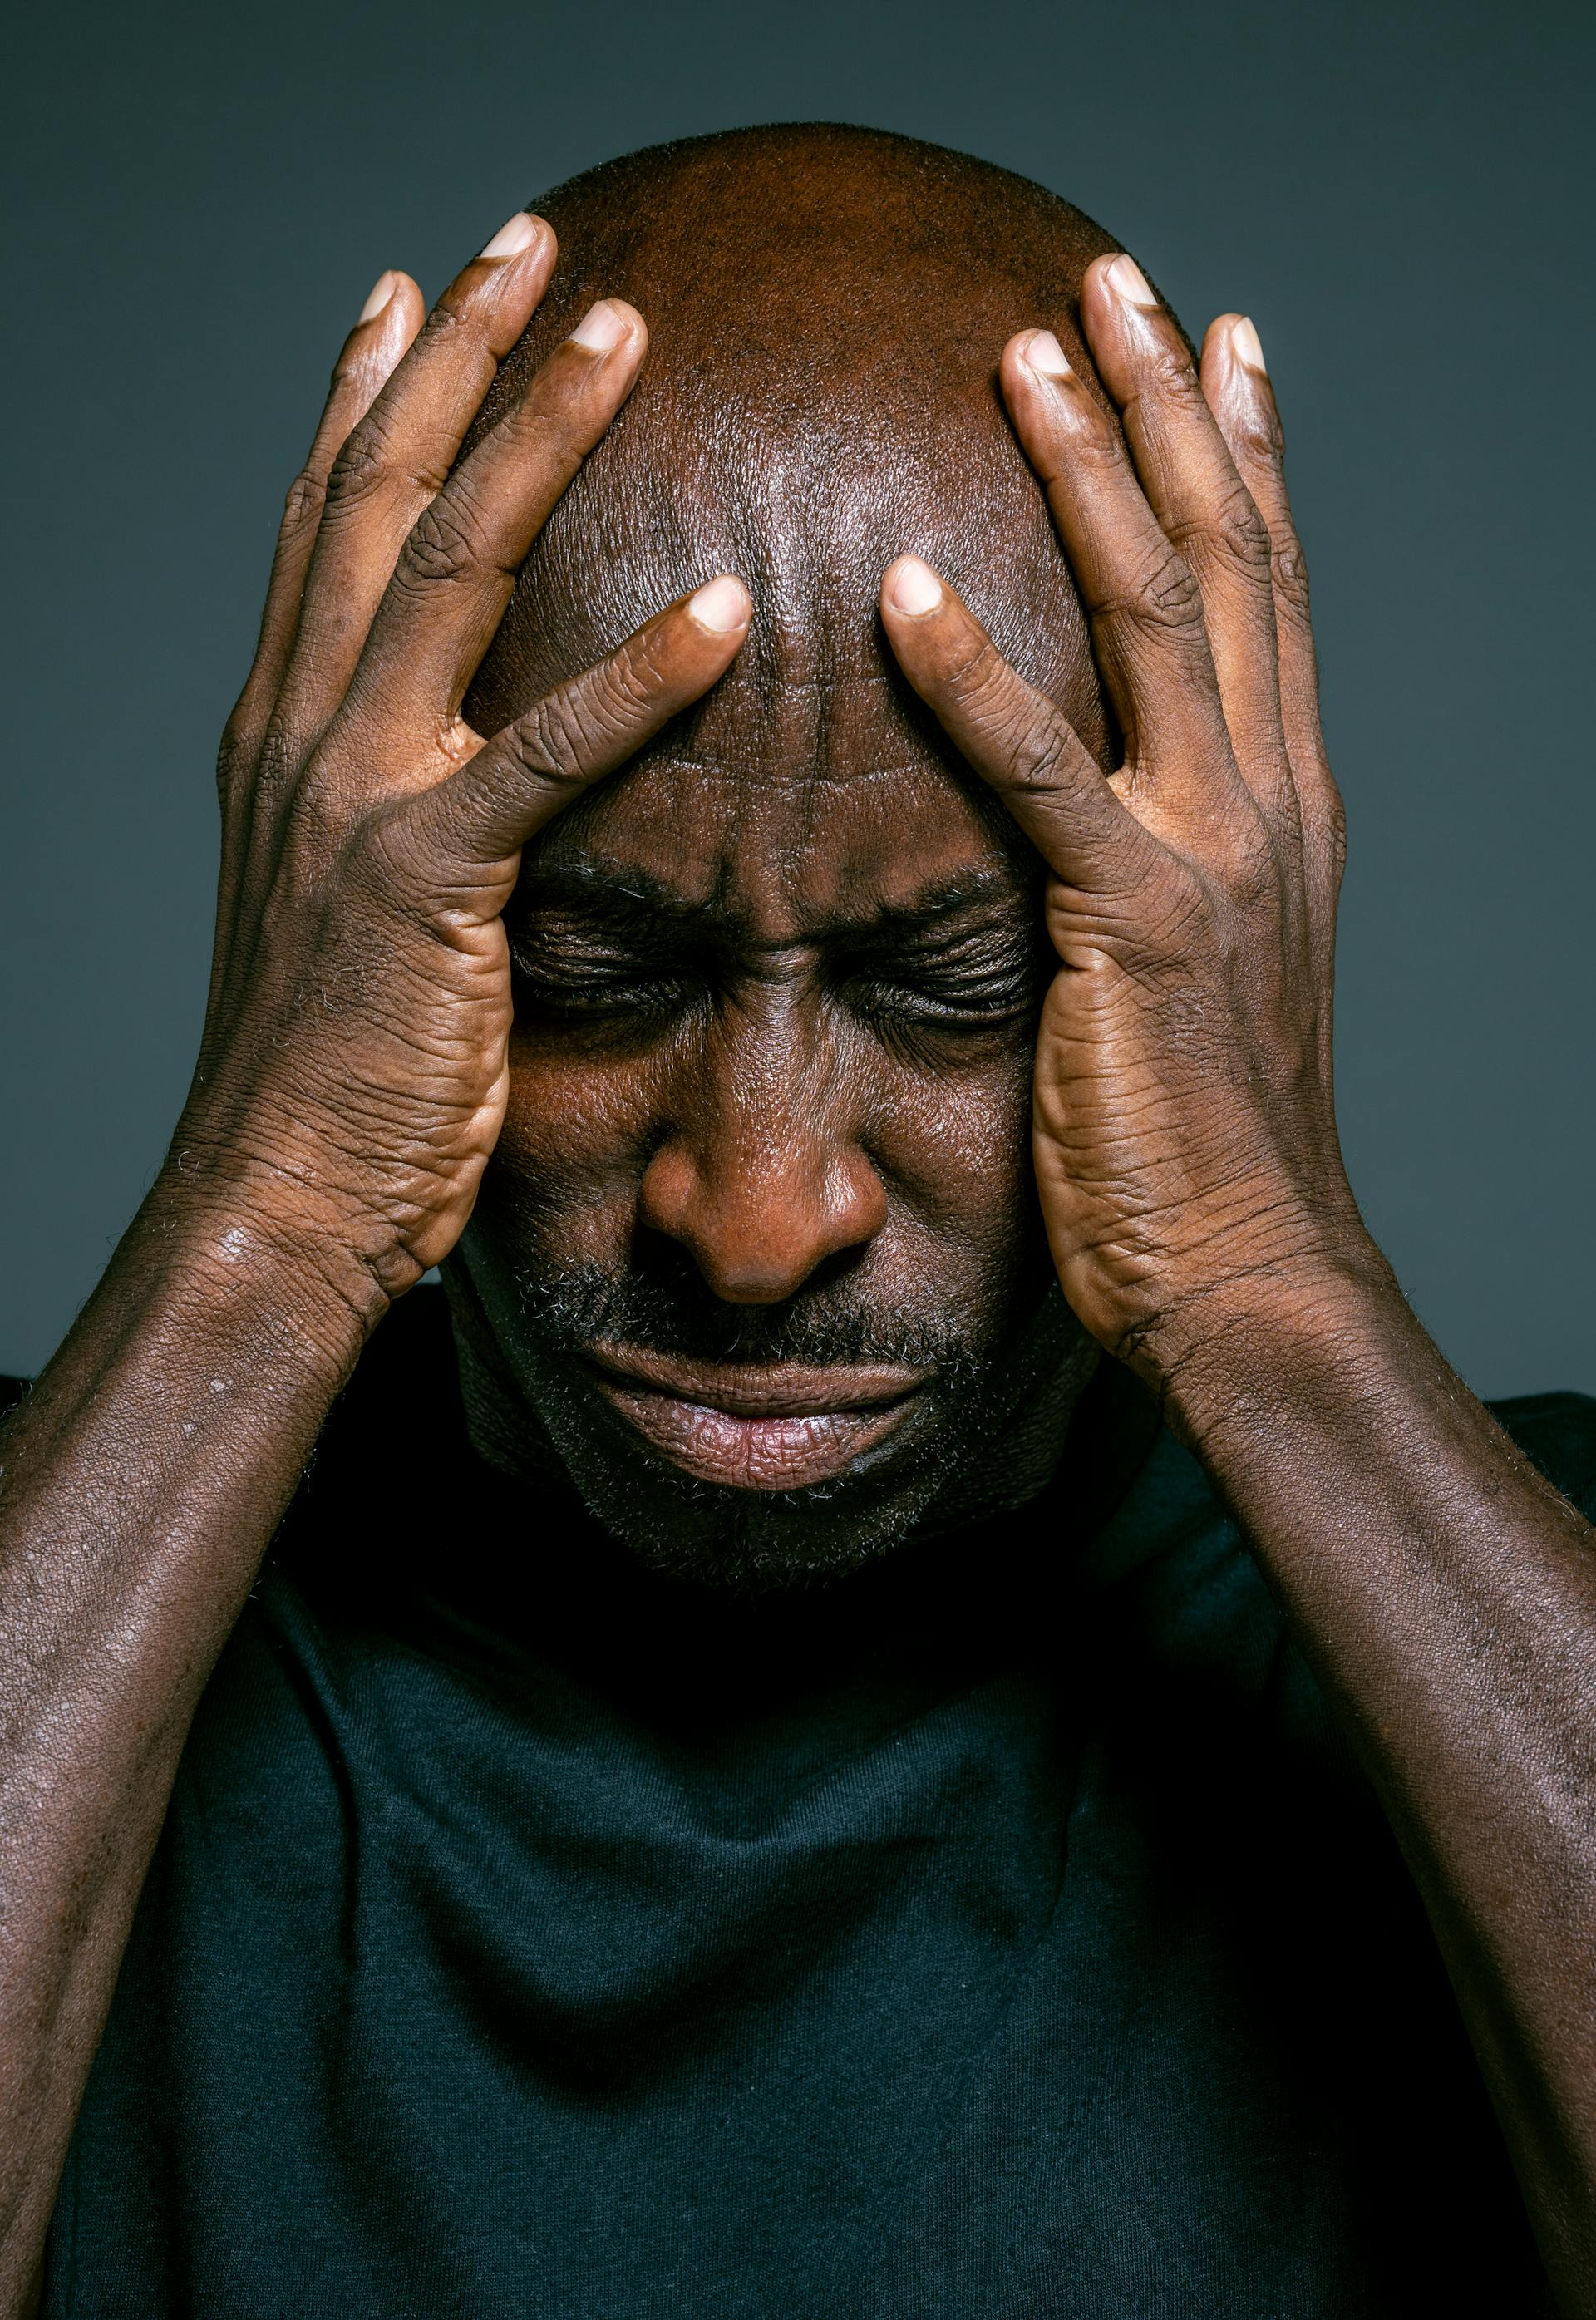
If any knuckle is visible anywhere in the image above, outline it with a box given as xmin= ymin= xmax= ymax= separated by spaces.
xmin=397 ymin=495 xmax=486 ymax=591
xmin=1182 ymin=480 xmax=1272 ymax=579
xmin=326 ymin=404 xmax=400 ymax=505
xmin=1234 ymin=398 xmax=1288 ymax=471
xmin=215 ymin=721 xmax=253 ymax=802
xmin=1270 ymin=535 xmax=1312 ymax=622
xmin=599 ymin=635 xmax=672 ymax=717
xmin=1305 ymin=770 xmax=1347 ymax=881
xmin=250 ymin=723 xmax=302 ymax=805
xmin=940 ymin=638 xmax=1092 ymax=803
xmin=1144 ymin=343 xmax=1204 ymax=409
xmin=504 ymin=651 xmax=666 ymax=786
xmin=943 ymin=639 xmax=1047 ymax=760
xmin=1064 ymin=418 xmax=1131 ymax=486
xmin=943 ymin=631 xmax=1011 ymax=714
xmin=1004 ymin=710 xmax=1078 ymax=798
xmin=278 ymin=738 xmax=357 ymax=851
xmin=323 ymin=406 xmax=447 ymax=519
xmin=279 ymin=465 xmax=328 ymax=543
xmin=1224 ymin=820 xmax=1283 ymax=912
xmin=415 ymin=293 xmax=475 ymax=364
xmin=1106 ymin=541 xmax=1205 ymax=640
xmin=504 ymin=696 xmax=589 ymax=791
xmin=505 ymin=400 xmax=588 ymax=492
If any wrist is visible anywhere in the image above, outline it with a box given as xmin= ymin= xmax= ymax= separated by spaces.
xmin=131 ymin=1160 xmax=401 ymax=1373
xmin=1122 ymin=1238 xmax=1407 ymax=1451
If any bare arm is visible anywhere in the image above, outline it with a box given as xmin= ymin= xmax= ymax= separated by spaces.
xmin=0 ymin=217 xmax=749 ymax=2310
xmin=1164 ymin=1267 xmax=1596 ymax=2308
xmin=882 ymin=258 xmax=1596 ymax=2313
xmin=0 ymin=1200 xmax=370 ymax=2314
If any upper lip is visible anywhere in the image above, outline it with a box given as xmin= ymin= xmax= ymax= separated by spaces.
xmin=580 ymin=1342 xmax=933 ymax=1418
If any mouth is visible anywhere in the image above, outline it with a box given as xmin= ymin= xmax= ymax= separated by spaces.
xmin=577 ymin=1342 xmax=934 ymax=1491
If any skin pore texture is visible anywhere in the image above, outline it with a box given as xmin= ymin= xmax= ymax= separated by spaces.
xmin=2 ymin=120 xmax=1595 ymax=2320
xmin=446 ymin=127 xmax=1126 ymax=1583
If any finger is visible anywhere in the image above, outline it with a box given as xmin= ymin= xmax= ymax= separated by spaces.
xmin=998 ymin=320 xmax=1258 ymax=846
xmin=219 ymin=268 xmax=421 ymax=785
xmin=879 ymin=554 xmax=1159 ymax=900
xmin=274 ymin=210 xmax=558 ymax=736
xmin=415 ymin=575 xmax=751 ymax=870
xmin=347 ymin=297 xmax=649 ymax=732
xmin=1199 ymin=318 xmax=1328 ymax=775
xmin=1200 ymin=314 xmax=1346 ymax=935
xmin=1076 ymin=256 xmax=1295 ymax=828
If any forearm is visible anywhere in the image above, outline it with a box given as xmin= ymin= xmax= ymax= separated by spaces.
xmin=1160 ymin=1263 xmax=1596 ymax=2308
xmin=0 ymin=1182 xmax=377 ymax=2298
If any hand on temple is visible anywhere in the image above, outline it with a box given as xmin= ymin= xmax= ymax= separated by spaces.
xmin=882 ymin=254 xmax=1377 ymax=1393
xmin=176 ymin=212 xmax=748 ymax=1315
xmin=2 ymin=134 xmax=1594 ymax=2320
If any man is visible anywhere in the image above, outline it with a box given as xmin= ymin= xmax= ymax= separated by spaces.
xmin=1 ymin=121 xmax=1593 ymax=2318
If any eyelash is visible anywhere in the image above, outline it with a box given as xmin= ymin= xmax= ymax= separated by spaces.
xmin=510 ymin=958 xmax=1037 ymax=1032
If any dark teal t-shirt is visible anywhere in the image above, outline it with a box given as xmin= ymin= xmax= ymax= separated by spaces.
xmin=35 ymin=1292 xmax=1595 ymax=2316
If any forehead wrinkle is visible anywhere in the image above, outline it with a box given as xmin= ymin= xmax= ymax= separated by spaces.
xmin=520 ymin=842 xmax=1027 ymax=945
xmin=618 ymin=754 xmax=953 ymax=791
xmin=470 ymin=358 xmax=1103 ymax=758
xmin=535 ymin=721 xmax=1032 ymax=932
xmin=460 ymin=126 xmax=1136 ymax=766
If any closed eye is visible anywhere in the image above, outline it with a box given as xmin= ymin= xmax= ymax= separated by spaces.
xmin=507 ymin=921 xmax=709 ymax=1023
xmin=835 ymin=927 xmax=1050 ymax=1030
xmin=510 ymin=958 xmax=702 ymax=1018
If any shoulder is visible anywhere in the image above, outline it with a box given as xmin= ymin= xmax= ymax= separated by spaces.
xmin=1485 ymin=1389 xmax=1596 ymax=1519
xmin=1079 ymin=1383 xmax=1596 ymax=1706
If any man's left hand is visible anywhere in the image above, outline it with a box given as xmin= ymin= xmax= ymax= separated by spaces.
xmin=880 ymin=254 xmax=1380 ymax=1392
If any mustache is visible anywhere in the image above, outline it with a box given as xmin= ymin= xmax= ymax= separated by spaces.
xmin=509 ymin=1259 xmax=982 ymax=1375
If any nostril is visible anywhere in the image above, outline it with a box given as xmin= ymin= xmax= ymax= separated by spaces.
xmin=636 ymin=1135 xmax=886 ymax=1307
xmin=799 ymin=1243 xmax=873 ymax=1294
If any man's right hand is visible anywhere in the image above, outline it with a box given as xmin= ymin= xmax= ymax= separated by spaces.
xmin=0 ymin=217 xmax=750 ymax=2308
xmin=178 ymin=211 xmax=749 ymax=1314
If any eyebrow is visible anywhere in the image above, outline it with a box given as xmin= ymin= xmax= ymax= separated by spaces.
xmin=515 ymin=850 xmax=1027 ymax=949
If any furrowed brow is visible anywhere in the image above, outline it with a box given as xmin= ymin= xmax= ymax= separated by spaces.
xmin=825 ymin=867 xmax=1032 ymax=949
xmin=515 ymin=853 xmax=1031 ymax=950
xmin=512 ymin=855 xmax=723 ymax=942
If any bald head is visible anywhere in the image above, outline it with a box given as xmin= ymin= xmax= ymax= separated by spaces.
xmin=455 ymin=128 xmax=1158 ymax=1578
xmin=464 ymin=125 xmax=1126 ymax=768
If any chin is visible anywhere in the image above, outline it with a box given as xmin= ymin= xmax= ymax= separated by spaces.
xmin=543 ymin=1404 xmax=968 ymax=1592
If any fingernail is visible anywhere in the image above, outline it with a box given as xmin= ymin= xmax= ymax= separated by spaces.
xmin=1232 ymin=315 xmax=1267 ymax=374
xmin=1023 ymin=328 xmax=1072 ymax=380
xmin=570 ymin=299 xmax=628 ymax=353
xmin=358 ymin=269 xmax=400 ymax=323
xmin=687 ymin=575 xmax=749 ymax=633
xmin=480 ymin=211 xmax=541 ymax=261
xmin=888 ymin=555 xmax=943 ymax=618
xmin=1106 ymin=254 xmax=1158 ymax=308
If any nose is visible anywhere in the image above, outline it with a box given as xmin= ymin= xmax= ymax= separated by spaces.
xmin=637 ymin=1004 xmax=888 ymax=1305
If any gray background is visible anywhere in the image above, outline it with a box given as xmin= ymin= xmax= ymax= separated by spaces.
xmin=3 ymin=0 xmax=1591 ymax=1392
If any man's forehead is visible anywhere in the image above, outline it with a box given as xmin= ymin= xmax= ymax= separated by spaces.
xmin=471 ymin=421 xmax=1104 ymax=760
xmin=461 ymin=124 xmax=1124 ymax=838
xmin=529 ymin=743 xmax=1033 ymax=939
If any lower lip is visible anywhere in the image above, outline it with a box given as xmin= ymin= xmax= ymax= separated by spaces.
xmin=587 ymin=1375 xmax=923 ymax=1490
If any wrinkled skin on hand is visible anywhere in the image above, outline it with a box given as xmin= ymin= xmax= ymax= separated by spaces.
xmin=7 ymin=133 xmax=1593 ymax=2320
xmin=436 ymin=129 xmax=1376 ymax=1580
xmin=881 ymin=259 xmax=1372 ymax=1384
xmin=178 ymin=216 xmax=749 ymax=1308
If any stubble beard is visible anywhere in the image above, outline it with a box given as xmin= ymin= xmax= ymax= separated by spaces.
xmin=448 ymin=1242 xmax=1096 ymax=1592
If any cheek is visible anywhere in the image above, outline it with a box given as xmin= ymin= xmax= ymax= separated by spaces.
xmin=480 ymin=1037 xmax=661 ymax=1268
xmin=485 ymin=1021 xmax=1041 ymax=1281
xmin=862 ymin=1039 xmax=1040 ymax=1265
